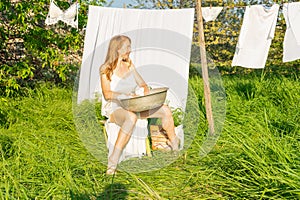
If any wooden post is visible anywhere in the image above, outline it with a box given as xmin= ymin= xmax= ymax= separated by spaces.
xmin=195 ymin=0 xmax=215 ymax=134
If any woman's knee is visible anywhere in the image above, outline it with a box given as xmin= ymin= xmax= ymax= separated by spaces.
xmin=122 ymin=111 xmax=137 ymax=129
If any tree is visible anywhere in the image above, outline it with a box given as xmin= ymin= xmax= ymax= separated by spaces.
xmin=0 ymin=0 xmax=105 ymax=96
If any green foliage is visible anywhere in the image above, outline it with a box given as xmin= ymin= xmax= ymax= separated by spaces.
xmin=0 ymin=0 xmax=106 ymax=97
xmin=94 ymin=101 xmax=108 ymax=122
xmin=171 ymin=107 xmax=184 ymax=127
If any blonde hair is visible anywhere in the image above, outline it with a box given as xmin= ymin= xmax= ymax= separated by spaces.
xmin=100 ymin=35 xmax=131 ymax=81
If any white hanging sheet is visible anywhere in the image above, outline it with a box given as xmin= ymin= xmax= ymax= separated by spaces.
xmin=77 ymin=6 xmax=194 ymax=162
xmin=232 ymin=4 xmax=279 ymax=69
xmin=283 ymin=2 xmax=300 ymax=62
xmin=77 ymin=6 xmax=194 ymax=109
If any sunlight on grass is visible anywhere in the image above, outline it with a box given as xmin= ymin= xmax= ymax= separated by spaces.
xmin=0 ymin=73 xmax=299 ymax=199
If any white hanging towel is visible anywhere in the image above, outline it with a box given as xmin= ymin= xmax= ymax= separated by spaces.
xmin=283 ymin=2 xmax=300 ymax=62
xmin=232 ymin=4 xmax=279 ymax=69
xmin=45 ymin=0 xmax=78 ymax=29
xmin=77 ymin=6 xmax=194 ymax=163
xmin=201 ymin=7 xmax=223 ymax=22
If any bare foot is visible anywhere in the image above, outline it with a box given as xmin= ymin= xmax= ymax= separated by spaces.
xmin=106 ymin=158 xmax=118 ymax=175
xmin=167 ymin=137 xmax=180 ymax=151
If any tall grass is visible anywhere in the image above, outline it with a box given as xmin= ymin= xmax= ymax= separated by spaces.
xmin=0 ymin=73 xmax=299 ymax=199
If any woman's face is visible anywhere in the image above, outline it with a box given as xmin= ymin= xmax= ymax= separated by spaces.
xmin=118 ymin=39 xmax=131 ymax=58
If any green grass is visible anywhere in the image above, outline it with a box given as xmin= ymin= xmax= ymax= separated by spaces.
xmin=0 ymin=72 xmax=299 ymax=199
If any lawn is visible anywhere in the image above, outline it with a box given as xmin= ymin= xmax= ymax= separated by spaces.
xmin=0 ymin=71 xmax=299 ymax=199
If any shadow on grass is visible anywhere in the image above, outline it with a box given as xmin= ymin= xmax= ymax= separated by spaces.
xmin=235 ymin=81 xmax=256 ymax=100
xmin=0 ymin=135 xmax=15 ymax=159
xmin=70 ymin=183 xmax=129 ymax=200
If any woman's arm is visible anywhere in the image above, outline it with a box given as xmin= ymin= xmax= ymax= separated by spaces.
xmin=131 ymin=63 xmax=150 ymax=95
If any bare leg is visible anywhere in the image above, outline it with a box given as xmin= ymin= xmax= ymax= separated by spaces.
xmin=107 ymin=108 xmax=137 ymax=174
xmin=140 ymin=105 xmax=179 ymax=150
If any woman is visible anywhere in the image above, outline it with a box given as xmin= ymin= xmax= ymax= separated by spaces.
xmin=100 ymin=35 xmax=179 ymax=175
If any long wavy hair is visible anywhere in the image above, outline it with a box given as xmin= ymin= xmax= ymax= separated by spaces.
xmin=100 ymin=35 xmax=131 ymax=81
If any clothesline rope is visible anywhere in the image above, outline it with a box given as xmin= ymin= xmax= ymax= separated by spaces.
xmin=199 ymin=3 xmax=291 ymax=24
xmin=203 ymin=1 xmax=300 ymax=9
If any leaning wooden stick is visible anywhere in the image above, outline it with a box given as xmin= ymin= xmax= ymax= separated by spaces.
xmin=195 ymin=0 xmax=215 ymax=134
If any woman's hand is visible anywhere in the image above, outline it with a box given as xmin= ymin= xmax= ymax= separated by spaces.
xmin=120 ymin=57 xmax=132 ymax=69
xmin=143 ymin=85 xmax=150 ymax=95
xmin=119 ymin=92 xmax=140 ymax=99
xmin=129 ymin=93 xmax=139 ymax=98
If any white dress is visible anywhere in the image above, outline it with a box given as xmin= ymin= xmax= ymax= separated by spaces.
xmin=101 ymin=70 xmax=137 ymax=118
xmin=101 ymin=70 xmax=149 ymax=163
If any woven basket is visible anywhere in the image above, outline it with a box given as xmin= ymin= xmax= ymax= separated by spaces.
xmin=149 ymin=125 xmax=171 ymax=151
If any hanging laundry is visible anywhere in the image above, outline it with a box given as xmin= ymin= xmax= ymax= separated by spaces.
xmin=45 ymin=0 xmax=78 ymax=29
xmin=232 ymin=4 xmax=279 ymax=69
xmin=78 ymin=6 xmax=194 ymax=104
xmin=283 ymin=2 xmax=300 ymax=62
xmin=201 ymin=7 xmax=223 ymax=22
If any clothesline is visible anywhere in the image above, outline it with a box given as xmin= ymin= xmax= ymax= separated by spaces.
xmin=203 ymin=0 xmax=300 ymax=8
xmin=200 ymin=2 xmax=300 ymax=23
xmin=223 ymin=5 xmax=279 ymax=9
xmin=204 ymin=2 xmax=299 ymax=9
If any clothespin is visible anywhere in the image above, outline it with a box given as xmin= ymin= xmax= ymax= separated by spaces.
xmin=210 ymin=3 xmax=212 ymax=9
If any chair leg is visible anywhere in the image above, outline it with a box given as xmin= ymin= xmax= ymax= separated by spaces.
xmin=145 ymin=136 xmax=152 ymax=157
xmin=100 ymin=120 xmax=108 ymax=146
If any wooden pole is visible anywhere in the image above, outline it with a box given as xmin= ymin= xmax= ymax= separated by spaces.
xmin=195 ymin=0 xmax=215 ymax=134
